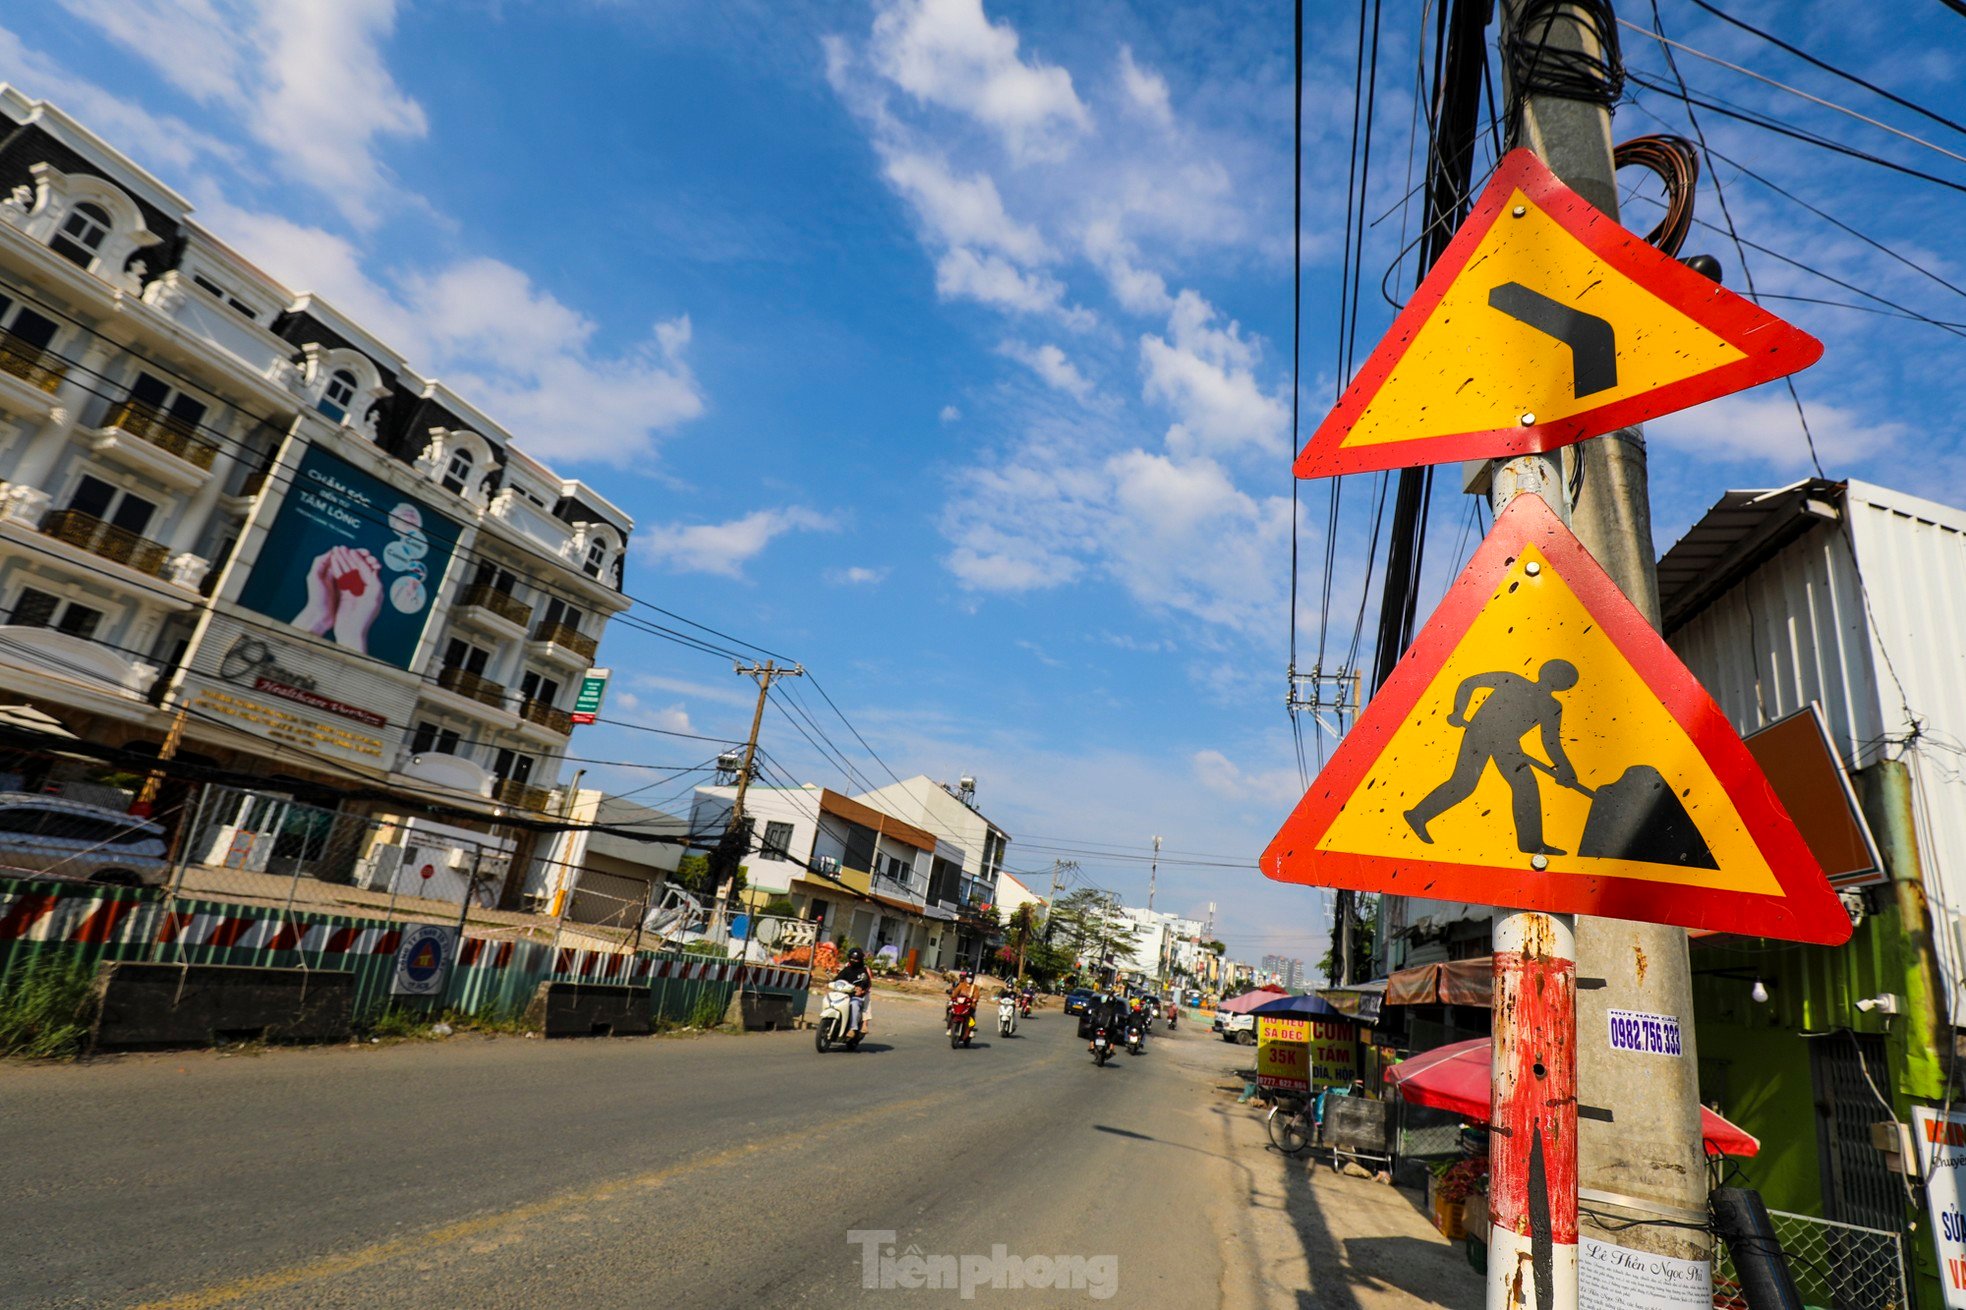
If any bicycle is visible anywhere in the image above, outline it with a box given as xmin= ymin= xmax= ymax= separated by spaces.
xmin=1264 ymin=1089 xmax=1315 ymax=1155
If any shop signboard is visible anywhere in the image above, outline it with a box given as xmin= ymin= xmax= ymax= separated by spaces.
xmin=1256 ymin=1016 xmax=1310 ymax=1092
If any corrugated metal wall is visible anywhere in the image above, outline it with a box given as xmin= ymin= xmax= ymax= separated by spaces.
xmin=1670 ymin=480 xmax=1966 ymax=1023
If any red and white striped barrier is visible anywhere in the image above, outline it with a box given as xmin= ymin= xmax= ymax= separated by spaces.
xmin=1 ymin=887 xmax=798 ymax=992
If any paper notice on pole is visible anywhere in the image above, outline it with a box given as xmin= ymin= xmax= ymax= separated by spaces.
xmin=1578 ymin=1237 xmax=1711 ymax=1310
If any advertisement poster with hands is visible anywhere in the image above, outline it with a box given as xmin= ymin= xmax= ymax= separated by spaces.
xmin=236 ymin=445 xmax=461 ymax=670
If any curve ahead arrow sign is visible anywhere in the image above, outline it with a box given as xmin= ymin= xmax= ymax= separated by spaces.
xmin=1487 ymin=281 xmax=1618 ymax=399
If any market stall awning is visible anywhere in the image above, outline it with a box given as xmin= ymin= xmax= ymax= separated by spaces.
xmin=1384 ymin=1037 xmax=1758 ymax=1157
xmin=1385 ymin=958 xmax=1493 ymax=1007
xmin=1317 ymin=981 xmax=1387 ymax=1023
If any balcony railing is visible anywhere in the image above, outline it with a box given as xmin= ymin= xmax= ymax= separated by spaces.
xmin=531 ymin=619 xmax=598 ymax=661
xmin=436 ymin=664 xmax=506 ymax=709
xmin=516 ymin=697 xmax=572 ymax=735
xmin=493 ymin=777 xmax=552 ymax=811
xmin=459 ymin=582 xmax=533 ymax=629
xmin=39 ymin=508 xmax=170 ymax=576
xmin=101 ymin=400 xmax=218 ymax=471
xmin=0 ymin=331 xmax=65 ymax=394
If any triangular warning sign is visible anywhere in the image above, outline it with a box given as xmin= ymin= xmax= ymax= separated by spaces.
xmin=1296 ymin=150 xmax=1823 ymax=478
xmin=1263 ymin=493 xmax=1850 ymax=945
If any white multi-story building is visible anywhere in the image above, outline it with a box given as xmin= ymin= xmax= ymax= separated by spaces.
xmin=0 ymin=89 xmax=630 ymax=871
xmin=855 ymin=774 xmax=1014 ymax=968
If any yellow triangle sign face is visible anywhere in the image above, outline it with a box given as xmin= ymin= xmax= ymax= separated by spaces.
xmin=1296 ymin=150 xmax=1822 ymax=477
xmin=1263 ymin=494 xmax=1850 ymax=945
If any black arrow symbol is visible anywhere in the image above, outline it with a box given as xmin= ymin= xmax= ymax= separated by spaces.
xmin=1488 ymin=281 xmax=1619 ymax=399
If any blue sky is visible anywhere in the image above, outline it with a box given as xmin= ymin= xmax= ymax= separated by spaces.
xmin=5 ymin=1 xmax=1961 ymax=966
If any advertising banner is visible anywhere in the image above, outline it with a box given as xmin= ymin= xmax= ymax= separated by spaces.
xmin=1309 ymin=1016 xmax=1360 ymax=1088
xmin=391 ymin=923 xmax=457 ymax=997
xmin=236 ymin=444 xmax=461 ymax=671
xmin=1914 ymin=1105 xmax=1966 ymax=1308
xmin=1256 ymin=1016 xmax=1311 ymax=1092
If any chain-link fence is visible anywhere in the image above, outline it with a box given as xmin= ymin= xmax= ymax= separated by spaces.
xmin=1712 ymin=1208 xmax=1907 ymax=1310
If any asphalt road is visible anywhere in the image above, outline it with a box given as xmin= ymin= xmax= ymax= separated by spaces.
xmin=1 ymin=997 xmax=1268 ymax=1308
xmin=2 ymin=997 xmax=1480 ymax=1309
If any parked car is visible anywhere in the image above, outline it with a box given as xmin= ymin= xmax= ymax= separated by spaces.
xmin=1219 ymin=1011 xmax=1256 ymax=1045
xmin=1063 ymin=989 xmax=1094 ymax=1016
xmin=0 ymin=793 xmax=169 ymax=887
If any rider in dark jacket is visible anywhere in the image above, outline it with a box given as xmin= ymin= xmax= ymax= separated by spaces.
xmin=835 ymin=948 xmax=871 ymax=1035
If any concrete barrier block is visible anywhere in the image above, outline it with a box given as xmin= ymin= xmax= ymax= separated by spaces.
xmin=725 ymin=990 xmax=800 ymax=1031
xmin=524 ymin=981 xmax=652 ymax=1037
xmin=91 ymin=962 xmax=355 ymax=1050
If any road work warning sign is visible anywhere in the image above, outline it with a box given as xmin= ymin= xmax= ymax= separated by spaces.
xmin=1263 ymin=493 xmax=1850 ymax=945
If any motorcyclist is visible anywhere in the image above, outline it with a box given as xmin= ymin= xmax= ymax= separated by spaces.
xmin=834 ymin=947 xmax=872 ymax=1037
xmin=946 ymin=969 xmax=981 ymax=1037
xmin=1089 ymin=991 xmax=1127 ymax=1052
xmin=1019 ymin=981 xmax=1035 ymax=1014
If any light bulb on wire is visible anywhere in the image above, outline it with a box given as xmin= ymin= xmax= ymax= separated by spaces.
xmin=1750 ymin=978 xmax=1769 ymax=1004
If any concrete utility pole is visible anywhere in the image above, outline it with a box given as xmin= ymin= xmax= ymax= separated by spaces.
xmin=1147 ymin=835 xmax=1161 ymax=912
xmin=716 ymin=660 xmax=802 ymax=935
xmin=1495 ymin=0 xmax=1709 ymax=1303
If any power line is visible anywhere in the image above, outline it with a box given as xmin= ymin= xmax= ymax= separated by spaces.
xmin=1680 ymin=0 xmax=1966 ymax=143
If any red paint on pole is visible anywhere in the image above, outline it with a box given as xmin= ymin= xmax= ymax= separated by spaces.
xmin=1490 ymin=934 xmax=1578 ymax=1247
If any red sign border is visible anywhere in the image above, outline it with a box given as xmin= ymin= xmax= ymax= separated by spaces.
xmin=1294 ymin=149 xmax=1824 ymax=478
xmin=1261 ymin=493 xmax=1850 ymax=945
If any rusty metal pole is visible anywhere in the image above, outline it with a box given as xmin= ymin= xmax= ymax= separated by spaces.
xmin=1487 ymin=451 xmax=1578 ymax=1310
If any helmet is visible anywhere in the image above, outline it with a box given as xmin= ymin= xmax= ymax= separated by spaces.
xmin=847 ymin=948 xmax=865 ymax=963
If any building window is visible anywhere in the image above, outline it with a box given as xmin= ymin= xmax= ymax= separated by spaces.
xmin=67 ymin=474 xmax=157 ymax=537
xmin=583 ymin=538 xmax=607 ymax=578
xmin=761 ymin=821 xmax=795 ymax=860
xmin=7 ymin=586 xmax=103 ymax=640
xmin=189 ymin=274 xmax=258 ymax=321
xmin=0 ymin=304 xmax=57 ymax=354
xmin=124 ymin=371 xmax=210 ymax=435
xmin=539 ymin=597 xmax=583 ymax=633
xmin=518 ymin=670 xmax=561 ymax=707
xmin=443 ymin=638 xmax=491 ymax=676
xmin=410 ymin=721 xmax=462 ymax=756
xmin=471 ymin=560 xmax=518 ymax=595
xmin=50 ymin=203 xmax=112 ymax=267
xmin=442 ymin=446 xmax=474 ymax=495
xmin=491 ymin=748 xmax=534 ymax=783
xmin=318 ymin=369 xmax=358 ymax=422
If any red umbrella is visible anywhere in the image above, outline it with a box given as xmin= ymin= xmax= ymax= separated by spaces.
xmin=1384 ymin=1037 xmax=1759 ymax=1158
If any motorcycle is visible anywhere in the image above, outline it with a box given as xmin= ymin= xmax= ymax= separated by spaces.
xmin=1167 ymin=1006 xmax=1179 ymax=1032
xmin=815 ymin=979 xmax=864 ymax=1053
xmin=1090 ymin=1023 xmax=1112 ymax=1067
xmin=948 ymin=993 xmax=977 ymax=1049
xmin=1124 ymin=1018 xmax=1144 ymax=1055
xmin=1018 ymin=989 xmax=1034 ymax=1019
xmin=997 ymin=992 xmax=1018 ymax=1038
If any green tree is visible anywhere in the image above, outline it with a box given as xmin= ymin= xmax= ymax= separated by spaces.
xmin=1043 ymin=888 xmax=1133 ymax=973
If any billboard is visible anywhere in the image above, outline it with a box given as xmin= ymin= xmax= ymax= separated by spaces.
xmin=236 ymin=445 xmax=461 ymax=671
xmin=1256 ymin=1016 xmax=1311 ymax=1092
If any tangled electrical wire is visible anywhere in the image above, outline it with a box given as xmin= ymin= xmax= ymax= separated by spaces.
xmin=1613 ymin=133 xmax=1699 ymax=255
xmin=1505 ymin=0 xmax=1625 ymax=112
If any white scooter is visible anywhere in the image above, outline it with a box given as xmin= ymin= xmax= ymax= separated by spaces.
xmin=815 ymin=979 xmax=866 ymax=1053
xmin=997 ymin=991 xmax=1018 ymax=1038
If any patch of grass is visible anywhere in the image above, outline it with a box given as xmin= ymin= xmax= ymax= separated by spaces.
xmin=362 ymin=1005 xmax=437 ymax=1041
xmin=688 ymin=993 xmax=729 ymax=1030
xmin=0 ymin=957 xmax=96 ymax=1059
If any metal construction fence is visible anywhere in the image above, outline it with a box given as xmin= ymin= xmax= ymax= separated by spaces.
xmin=1711 ymin=1207 xmax=1908 ymax=1310
xmin=0 ymin=876 xmax=812 ymax=1029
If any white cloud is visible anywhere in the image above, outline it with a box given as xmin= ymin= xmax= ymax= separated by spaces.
xmin=1139 ymin=291 xmax=1287 ymax=458
xmin=826 ymin=565 xmax=891 ymax=586
xmin=882 ymin=151 xmax=1049 ymax=262
xmin=640 ymin=507 xmax=834 ymax=579
xmin=196 ymin=204 xmax=706 ymax=466
xmin=940 ymin=404 xmax=963 ymax=423
xmin=60 ymin=0 xmax=427 ymax=229
xmin=936 ymin=248 xmax=1092 ymax=326
xmin=869 ymin=0 xmax=1091 ymax=162
xmin=1645 ymin=391 xmax=1906 ymax=470
xmin=998 ymin=339 xmax=1094 ymax=400
xmin=1192 ymin=749 xmax=1305 ymax=810
xmin=1116 ymin=46 xmax=1172 ymax=127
